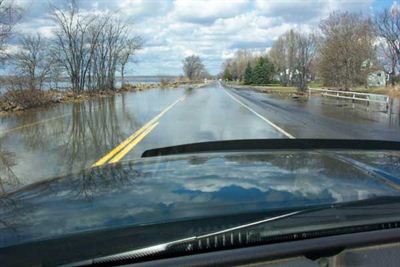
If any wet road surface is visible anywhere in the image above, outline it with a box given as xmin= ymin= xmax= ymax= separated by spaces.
xmin=229 ymin=85 xmax=400 ymax=140
xmin=1 ymin=82 xmax=400 ymax=192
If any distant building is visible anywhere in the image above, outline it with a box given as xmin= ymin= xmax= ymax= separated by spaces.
xmin=367 ymin=70 xmax=386 ymax=87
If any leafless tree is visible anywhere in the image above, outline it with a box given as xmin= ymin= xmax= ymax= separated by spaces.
xmin=317 ymin=12 xmax=375 ymax=89
xmin=374 ymin=5 xmax=400 ymax=85
xmin=0 ymin=0 xmax=22 ymax=60
xmin=295 ymin=33 xmax=316 ymax=90
xmin=51 ymin=1 xmax=142 ymax=92
xmin=51 ymin=1 xmax=103 ymax=92
xmin=268 ymin=30 xmax=316 ymax=90
xmin=86 ymin=15 xmax=120 ymax=91
xmin=221 ymin=50 xmax=260 ymax=81
xmin=183 ymin=55 xmax=207 ymax=81
xmin=377 ymin=41 xmax=398 ymax=86
xmin=14 ymin=34 xmax=54 ymax=90
xmin=233 ymin=50 xmax=253 ymax=81
xmin=269 ymin=36 xmax=287 ymax=81
xmin=269 ymin=30 xmax=299 ymax=86
xmin=119 ymin=36 xmax=143 ymax=86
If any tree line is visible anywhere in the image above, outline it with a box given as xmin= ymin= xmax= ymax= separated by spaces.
xmin=222 ymin=7 xmax=400 ymax=91
xmin=223 ymin=51 xmax=275 ymax=86
xmin=0 ymin=0 xmax=212 ymax=94
xmin=0 ymin=0 xmax=143 ymax=93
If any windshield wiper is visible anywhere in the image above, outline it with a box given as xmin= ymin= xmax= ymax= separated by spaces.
xmin=67 ymin=196 xmax=400 ymax=266
xmin=65 ymin=210 xmax=303 ymax=266
xmin=141 ymin=139 xmax=400 ymax=157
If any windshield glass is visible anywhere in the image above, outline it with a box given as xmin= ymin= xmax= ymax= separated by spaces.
xmin=1 ymin=0 xmax=400 ymax=266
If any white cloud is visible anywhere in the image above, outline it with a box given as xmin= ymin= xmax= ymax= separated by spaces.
xmin=255 ymin=0 xmax=373 ymax=23
xmin=116 ymin=0 xmax=172 ymax=17
xmin=255 ymin=0 xmax=328 ymax=23
xmin=14 ymin=18 xmax=56 ymax=38
xmin=326 ymin=0 xmax=374 ymax=13
xmin=8 ymin=0 xmax=381 ymax=75
xmin=172 ymin=0 xmax=249 ymax=24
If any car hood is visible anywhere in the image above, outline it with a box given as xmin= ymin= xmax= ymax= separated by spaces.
xmin=1 ymin=150 xmax=400 ymax=250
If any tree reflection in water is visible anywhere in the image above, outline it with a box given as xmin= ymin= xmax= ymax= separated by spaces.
xmin=0 ymin=147 xmax=22 ymax=231
xmin=71 ymin=162 xmax=140 ymax=200
xmin=61 ymin=95 xmax=137 ymax=171
xmin=0 ymin=93 xmax=143 ymax=192
xmin=0 ymin=143 xmax=20 ymax=195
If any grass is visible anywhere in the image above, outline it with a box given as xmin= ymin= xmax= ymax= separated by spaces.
xmin=311 ymin=85 xmax=400 ymax=98
xmin=225 ymin=80 xmax=400 ymax=98
xmin=318 ymin=85 xmax=400 ymax=98
xmin=308 ymin=81 xmax=324 ymax=88
xmin=350 ymin=86 xmax=390 ymax=95
xmin=225 ymin=81 xmax=299 ymax=94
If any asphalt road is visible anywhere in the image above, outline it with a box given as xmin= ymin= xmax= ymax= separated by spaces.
xmin=227 ymin=84 xmax=400 ymax=140
xmin=1 ymin=81 xmax=399 ymax=191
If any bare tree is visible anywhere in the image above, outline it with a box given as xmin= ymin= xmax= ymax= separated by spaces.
xmin=221 ymin=50 xmax=260 ymax=81
xmin=317 ymin=12 xmax=375 ymax=89
xmin=51 ymin=1 xmax=142 ymax=92
xmin=269 ymin=36 xmax=287 ymax=81
xmin=375 ymin=5 xmax=400 ymax=86
xmin=295 ymin=33 xmax=316 ymax=91
xmin=377 ymin=41 xmax=398 ymax=86
xmin=119 ymin=36 xmax=143 ymax=86
xmin=47 ymin=48 xmax=65 ymax=90
xmin=0 ymin=0 xmax=22 ymax=60
xmin=51 ymin=1 xmax=103 ymax=92
xmin=87 ymin=15 xmax=122 ymax=91
xmin=269 ymin=30 xmax=299 ymax=86
xmin=268 ymin=30 xmax=316 ymax=90
xmin=183 ymin=55 xmax=207 ymax=81
xmin=14 ymin=34 xmax=54 ymax=90
xmin=230 ymin=50 xmax=253 ymax=81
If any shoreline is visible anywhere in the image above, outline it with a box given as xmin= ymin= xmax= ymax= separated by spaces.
xmin=0 ymin=81 xmax=208 ymax=116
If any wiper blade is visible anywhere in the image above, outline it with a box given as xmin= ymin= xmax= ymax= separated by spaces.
xmin=66 ymin=210 xmax=303 ymax=267
xmin=68 ymin=196 xmax=400 ymax=266
xmin=142 ymin=139 xmax=400 ymax=157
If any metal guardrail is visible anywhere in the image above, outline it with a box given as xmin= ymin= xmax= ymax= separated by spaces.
xmin=308 ymin=88 xmax=390 ymax=109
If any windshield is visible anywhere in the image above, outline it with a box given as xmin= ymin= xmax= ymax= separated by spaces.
xmin=1 ymin=0 xmax=400 ymax=266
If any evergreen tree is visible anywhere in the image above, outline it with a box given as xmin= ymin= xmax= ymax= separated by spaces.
xmin=263 ymin=57 xmax=275 ymax=84
xmin=252 ymin=57 xmax=274 ymax=85
xmin=244 ymin=62 xmax=253 ymax=84
xmin=252 ymin=57 xmax=264 ymax=84
xmin=223 ymin=67 xmax=232 ymax=80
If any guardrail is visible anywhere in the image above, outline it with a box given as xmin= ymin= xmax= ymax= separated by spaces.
xmin=308 ymin=88 xmax=390 ymax=110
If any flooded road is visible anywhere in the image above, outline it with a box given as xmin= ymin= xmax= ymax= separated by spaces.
xmin=1 ymin=82 xmax=400 ymax=192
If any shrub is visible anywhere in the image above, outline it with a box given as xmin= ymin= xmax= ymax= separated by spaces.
xmin=0 ymin=89 xmax=53 ymax=111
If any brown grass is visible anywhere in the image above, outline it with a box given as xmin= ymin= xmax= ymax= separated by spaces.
xmin=389 ymin=86 xmax=400 ymax=98
xmin=225 ymin=82 xmax=298 ymax=94
xmin=351 ymin=86 xmax=389 ymax=95
xmin=342 ymin=86 xmax=400 ymax=99
xmin=0 ymin=89 xmax=54 ymax=111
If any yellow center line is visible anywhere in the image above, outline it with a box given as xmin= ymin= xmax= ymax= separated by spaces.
xmin=92 ymin=96 xmax=185 ymax=167
xmin=109 ymin=122 xmax=159 ymax=164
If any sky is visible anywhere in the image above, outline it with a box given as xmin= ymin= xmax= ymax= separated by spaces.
xmin=11 ymin=0 xmax=397 ymax=76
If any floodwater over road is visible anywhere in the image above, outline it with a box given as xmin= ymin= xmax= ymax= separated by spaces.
xmin=1 ymin=82 xmax=400 ymax=193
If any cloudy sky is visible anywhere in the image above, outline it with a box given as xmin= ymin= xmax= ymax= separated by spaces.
xmin=13 ymin=0 xmax=395 ymax=76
